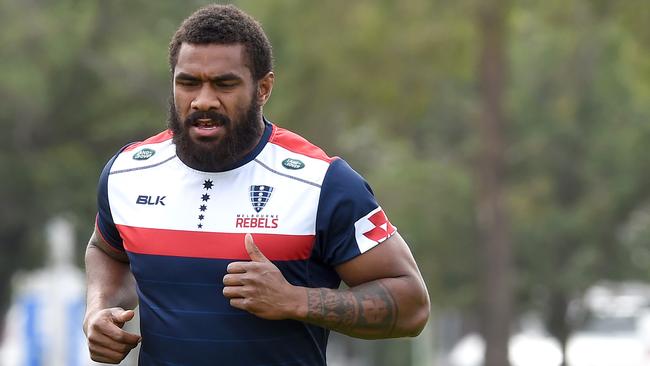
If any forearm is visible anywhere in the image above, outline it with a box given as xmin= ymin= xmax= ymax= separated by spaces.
xmin=297 ymin=276 xmax=429 ymax=339
xmin=84 ymin=243 xmax=138 ymax=328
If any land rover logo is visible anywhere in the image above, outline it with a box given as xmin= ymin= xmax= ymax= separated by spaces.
xmin=282 ymin=158 xmax=305 ymax=170
xmin=133 ymin=148 xmax=156 ymax=160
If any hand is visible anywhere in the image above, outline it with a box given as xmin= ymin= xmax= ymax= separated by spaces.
xmin=222 ymin=234 xmax=305 ymax=320
xmin=84 ymin=308 xmax=141 ymax=364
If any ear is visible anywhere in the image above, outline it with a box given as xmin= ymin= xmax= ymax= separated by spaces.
xmin=256 ymin=72 xmax=274 ymax=106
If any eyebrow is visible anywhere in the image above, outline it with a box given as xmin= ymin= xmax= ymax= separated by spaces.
xmin=210 ymin=73 xmax=243 ymax=83
xmin=175 ymin=72 xmax=243 ymax=83
xmin=175 ymin=72 xmax=199 ymax=81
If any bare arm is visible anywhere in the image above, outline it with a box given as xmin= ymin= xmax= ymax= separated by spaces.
xmin=302 ymin=233 xmax=430 ymax=338
xmin=84 ymin=226 xmax=138 ymax=319
xmin=223 ymin=233 xmax=430 ymax=339
xmin=83 ymin=225 xmax=140 ymax=363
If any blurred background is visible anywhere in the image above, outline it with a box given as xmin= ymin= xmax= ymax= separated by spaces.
xmin=1 ymin=0 xmax=650 ymax=365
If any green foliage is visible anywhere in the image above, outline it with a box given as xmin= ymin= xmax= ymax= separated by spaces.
xmin=509 ymin=1 xmax=650 ymax=311
xmin=1 ymin=2 xmax=650 ymax=362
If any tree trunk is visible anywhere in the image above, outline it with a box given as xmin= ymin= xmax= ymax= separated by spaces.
xmin=476 ymin=1 xmax=513 ymax=366
xmin=547 ymin=291 xmax=571 ymax=366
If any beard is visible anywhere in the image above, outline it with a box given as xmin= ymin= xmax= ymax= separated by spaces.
xmin=168 ymin=93 xmax=263 ymax=172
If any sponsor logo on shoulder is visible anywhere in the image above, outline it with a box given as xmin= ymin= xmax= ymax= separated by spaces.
xmin=133 ymin=148 xmax=156 ymax=160
xmin=282 ymin=158 xmax=305 ymax=170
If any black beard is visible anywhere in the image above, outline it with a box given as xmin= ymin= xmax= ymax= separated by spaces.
xmin=168 ymin=96 xmax=263 ymax=172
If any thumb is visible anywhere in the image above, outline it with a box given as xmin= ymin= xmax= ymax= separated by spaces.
xmin=245 ymin=233 xmax=269 ymax=262
xmin=112 ymin=309 xmax=135 ymax=325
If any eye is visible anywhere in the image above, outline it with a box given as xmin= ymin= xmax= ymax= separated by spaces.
xmin=216 ymin=81 xmax=238 ymax=89
xmin=176 ymin=78 xmax=200 ymax=87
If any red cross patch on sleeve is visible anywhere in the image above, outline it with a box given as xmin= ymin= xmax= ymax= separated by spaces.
xmin=353 ymin=207 xmax=397 ymax=253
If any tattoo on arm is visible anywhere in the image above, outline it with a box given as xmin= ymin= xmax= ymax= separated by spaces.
xmin=306 ymin=281 xmax=398 ymax=337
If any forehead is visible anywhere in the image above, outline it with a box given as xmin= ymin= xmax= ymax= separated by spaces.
xmin=175 ymin=43 xmax=251 ymax=79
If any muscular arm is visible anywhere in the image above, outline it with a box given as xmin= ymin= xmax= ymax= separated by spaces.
xmin=83 ymin=225 xmax=140 ymax=363
xmin=84 ymin=226 xmax=138 ymax=326
xmin=301 ymin=233 xmax=430 ymax=338
xmin=224 ymin=233 xmax=430 ymax=339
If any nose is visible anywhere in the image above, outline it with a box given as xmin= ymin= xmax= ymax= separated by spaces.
xmin=190 ymin=84 xmax=221 ymax=111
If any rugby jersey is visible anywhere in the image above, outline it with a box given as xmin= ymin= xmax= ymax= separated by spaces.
xmin=96 ymin=120 xmax=396 ymax=366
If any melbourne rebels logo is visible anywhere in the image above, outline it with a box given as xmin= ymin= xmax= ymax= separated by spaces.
xmin=250 ymin=185 xmax=273 ymax=212
xmin=236 ymin=185 xmax=279 ymax=229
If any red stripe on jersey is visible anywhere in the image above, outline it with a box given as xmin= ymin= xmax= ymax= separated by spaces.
xmin=123 ymin=130 xmax=173 ymax=152
xmin=269 ymin=125 xmax=334 ymax=163
xmin=117 ymin=225 xmax=314 ymax=260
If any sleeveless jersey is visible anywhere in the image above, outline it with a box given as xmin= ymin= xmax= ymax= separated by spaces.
xmin=96 ymin=121 xmax=396 ymax=366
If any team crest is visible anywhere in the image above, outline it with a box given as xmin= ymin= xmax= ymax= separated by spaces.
xmin=249 ymin=185 xmax=274 ymax=213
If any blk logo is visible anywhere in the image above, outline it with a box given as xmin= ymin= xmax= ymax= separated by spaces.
xmin=136 ymin=195 xmax=166 ymax=206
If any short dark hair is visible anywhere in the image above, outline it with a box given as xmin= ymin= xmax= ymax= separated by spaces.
xmin=169 ymin=4 xmax=273 ymax=80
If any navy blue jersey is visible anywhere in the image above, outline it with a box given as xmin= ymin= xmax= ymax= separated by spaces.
xmin=96 ymin=121 xmax=396 ymax=365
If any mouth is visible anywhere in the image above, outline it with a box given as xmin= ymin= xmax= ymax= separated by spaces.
xmin=188 ymin=117 xmax=227 ymax=140
xmin=193 ymin=118 xmax=222 ymax=129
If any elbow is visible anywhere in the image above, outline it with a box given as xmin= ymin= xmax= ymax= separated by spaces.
xmin=394 ymin=286 xmax=431 ymax=338
xmin=406 ymin=296 xmax=431 ymax=337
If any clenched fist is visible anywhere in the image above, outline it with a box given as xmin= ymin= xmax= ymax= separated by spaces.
xmin=84 ymin=308 xmax=140 ymax=364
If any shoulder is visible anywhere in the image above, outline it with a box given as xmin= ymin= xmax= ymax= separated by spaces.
xmin=318 ymin=158 xmax=376 ymax=216
xmin=255 ymin=125 xmax=337 ymax=188
xmin=122 ymin=129 xmax=173 ymax=153
xmin=105 ymin=130 xmax=175 ymax=174
xmin=267 ymin=125 xmax=335 ymax=164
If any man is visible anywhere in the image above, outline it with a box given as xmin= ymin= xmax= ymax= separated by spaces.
xmin=84 ymin=4 xmax=430 ymax=365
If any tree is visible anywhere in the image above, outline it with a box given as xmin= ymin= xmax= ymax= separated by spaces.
xmin=475 ymin=0 xmax=513 ymax=365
